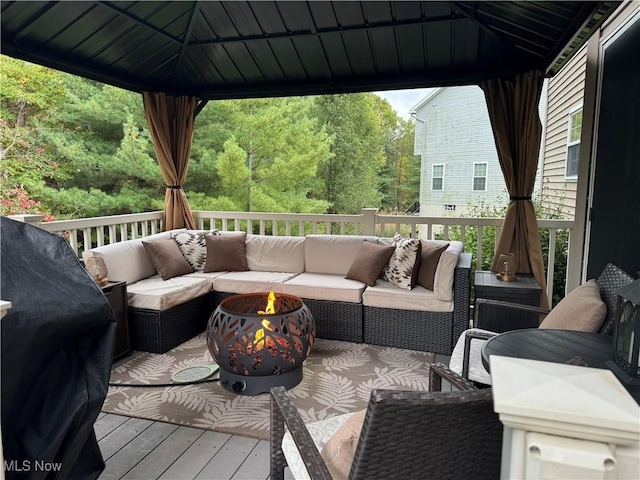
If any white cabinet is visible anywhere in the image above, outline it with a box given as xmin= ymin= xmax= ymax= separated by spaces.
xmin=490 ymin=356 xmax=640 ymax=480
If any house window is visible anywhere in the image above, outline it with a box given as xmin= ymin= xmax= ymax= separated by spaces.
xmin=473 ymin=162 xmax=487 ymax=191
xmin=432 ymin=164 xmax=444 ymax=191
xmin=566 ymin=108 xmax=582 ymax=179
xmin=444 ymin=204 xmax=456 ymax=211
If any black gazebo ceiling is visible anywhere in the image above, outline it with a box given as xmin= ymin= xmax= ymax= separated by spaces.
xmin=1 ymin=1 xmax=621 ymax=100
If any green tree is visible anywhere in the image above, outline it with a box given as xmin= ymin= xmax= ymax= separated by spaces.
xmin=209 ymin=97 xmax=331 ymax=213
xmin=378 ymin=116 xmax=420 ymax=213
xmin=0 ymin=56 xmax=66 ymax=219
xmin=36 ymin=77 xmax=163 ymax=218
xmin=313 ymin=94 xmax=386 ymax=214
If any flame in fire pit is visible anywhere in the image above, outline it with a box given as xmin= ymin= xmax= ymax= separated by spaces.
xmin=259 ymin=291 xmax=276 ymax=315
xmin=254 ymin=292 xmax=277 ymax=351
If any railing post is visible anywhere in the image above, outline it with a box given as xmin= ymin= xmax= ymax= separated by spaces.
xmin=565 ymin=228 xmax=580 ymax=294
xmin=361 ymin=208 xmax=378 ymax=236
xmin=7 ymin=214 xmax=44 ymax=226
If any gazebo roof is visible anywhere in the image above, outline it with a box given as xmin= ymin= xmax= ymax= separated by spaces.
xmin=0 ymin=1 xmax=621 ymax=100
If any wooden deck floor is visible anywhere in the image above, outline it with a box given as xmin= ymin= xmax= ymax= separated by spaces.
xmin=97 ymin=354 xmax=451 ymax=479
xmin=95 ymin=413 xmax=291 ymax=480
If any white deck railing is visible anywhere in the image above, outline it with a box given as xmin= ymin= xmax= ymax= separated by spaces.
xmin=13 ymin=209 xmax=575 ymax=302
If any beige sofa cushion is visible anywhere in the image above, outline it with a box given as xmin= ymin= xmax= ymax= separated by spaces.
xmin=213 ymin=271 xmax=299 ymax=294
xmin=282 ymin=273 xmax=367 ymax=303
xmin=82 ymin=230 xmax=184 ymax=285
xmin=539 ymin=279 xmax=606 ymax=332
xmin=433 ymin=241 xmax=463 ymax=301
xmin=305 ymin=235 xmax=378 ymax=275
xmin=246 ymin=235 xmax=305 ymax=273
xmin=127 ymin=275 xmax=212 ymax=310
xmin=362 ymin=280 xmax=453 ymax=312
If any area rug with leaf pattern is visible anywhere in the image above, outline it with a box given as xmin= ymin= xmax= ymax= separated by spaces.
xmin=102 ymin=334 xmax=435 ymax=440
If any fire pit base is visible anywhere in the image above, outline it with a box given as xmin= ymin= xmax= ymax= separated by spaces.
xmin=220 ymin=366 xmax=302 ymax=396
xmin=207 ymin=292 xmax=315 ymax=396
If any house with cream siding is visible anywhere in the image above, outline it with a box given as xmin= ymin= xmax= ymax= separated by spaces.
xmin=411 ymin=85 xmax=546 ymax=218
xmin=540 ymin=44 xmax=589 ymax=219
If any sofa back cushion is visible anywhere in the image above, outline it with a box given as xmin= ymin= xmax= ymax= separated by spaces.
xmin=305 ymin=235 xmax=378 ymax=275
xmin=433 ymin=241 xmax=464 ymax=301
xmin=82 ymin=229 xmax=184 ymax=285
xmin=246 ymin=235 xmax=305 ymax=273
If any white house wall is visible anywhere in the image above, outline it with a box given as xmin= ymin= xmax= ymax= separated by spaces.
xmin=414 ymin=85 xmax=507 ymax=217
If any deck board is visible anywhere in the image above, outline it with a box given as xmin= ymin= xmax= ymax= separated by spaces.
xmin=231 ymin=440 xmax=270 ymax=480
xmin=96 ymin=415 xmax=274 ymax=480
xmin=195 ymin=435 xmax=260 ymax=480
xmin=100 ymin=417 xmax=155 ymax=460
xmin=95 ymin=414 xmax=130 ymax=441
xmin=100 ymin=421 xmax=178 ymax=479
xmin=122 ymin=426 xmax=207 ymax=480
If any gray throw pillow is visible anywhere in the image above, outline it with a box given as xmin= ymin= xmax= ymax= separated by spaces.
xmin=345 ymin=241 xmax=395 ymax=286
xmin=142 ymin=239 xmax=194 ymax=280
xmin=204 ymin=232 xmax=249 ymax=272
xmin=416 ymin=241 xmax=450 ymax=291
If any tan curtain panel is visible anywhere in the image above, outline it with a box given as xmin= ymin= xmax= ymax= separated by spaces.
xmin=481 ymin=70 xmax=549 ymax=310
xmin=143 ymin=92 xmax=197 ymax=231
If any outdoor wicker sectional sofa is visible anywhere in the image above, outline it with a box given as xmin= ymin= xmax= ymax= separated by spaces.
xmin=83 ymin=230 xmax=471 ymax=356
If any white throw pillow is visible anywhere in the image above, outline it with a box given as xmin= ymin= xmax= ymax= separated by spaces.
xmin=171 ymin=230 xmax=219 ymax=271
xmin=381 ymin=233 xmax=421 ymax=290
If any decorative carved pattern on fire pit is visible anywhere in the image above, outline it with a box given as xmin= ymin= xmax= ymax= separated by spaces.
xmin=207 ymin=292 xmax=315 ymax=395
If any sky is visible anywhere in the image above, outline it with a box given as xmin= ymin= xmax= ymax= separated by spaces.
xmin=374 ymin=88 xmax=434 ymax=120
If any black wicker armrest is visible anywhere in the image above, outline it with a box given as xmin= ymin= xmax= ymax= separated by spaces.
xmin=462 ymin=330 xmax=498 ymax=380
xmin=474 ymin=297 xmax=551 ymax=327
xmin=270 ymin=386 xmax=332 ymax=480
xmin=430 ymin=362 xmax=478 ymax=392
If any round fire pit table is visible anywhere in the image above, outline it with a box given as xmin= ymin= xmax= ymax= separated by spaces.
xmin=207 ymin=292 xmax=315 ymax=395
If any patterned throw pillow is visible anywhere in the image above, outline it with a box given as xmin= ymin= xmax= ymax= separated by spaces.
xmin=171 ymin=230 xmax=219 ymax=271
xmin=382 ymin=233 xmax=421 ymax=290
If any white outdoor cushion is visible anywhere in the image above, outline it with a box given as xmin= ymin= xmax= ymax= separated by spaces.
xmin=282 ymin=412 xmax=355 ymax=480
xmin=82 ymin=229 xmax=185 ymax=285
xmin=304 ymin=235 xmax=378 ymax=275
xmin=127 ymin=275 xmax=211 ymax=311
xmin=433 ymin=241 xmax=463 ymax=301
xmin=186 ymin=270 xmax=229 ymax=282
xmin=449 ymin=328 xmax=495 ymax=385
xmin=282 ymin=273 xmax=366 ymax=303
xmin=245 ymin=235 xmax=305 ymax=273
xmin=362 ymin=280 xmax=453 ymax=312
xmin=213 ymin=271 xmax=299 ymax=294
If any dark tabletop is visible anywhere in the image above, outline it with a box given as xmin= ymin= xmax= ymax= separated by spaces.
xmin=481 ymin=329 xmax=612 ymax=372
xmin=482 ymin=328 xmax=640 ymax=403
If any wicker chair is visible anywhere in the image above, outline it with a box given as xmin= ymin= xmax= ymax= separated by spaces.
xmin=270 ymin=363 xmax=503 ymax=480
xmin=451 ymin=262 xmax=635 ymax=384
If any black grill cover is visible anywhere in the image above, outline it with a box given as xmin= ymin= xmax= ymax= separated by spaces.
xmin=1 ymin=217 xmax=115 ymax=479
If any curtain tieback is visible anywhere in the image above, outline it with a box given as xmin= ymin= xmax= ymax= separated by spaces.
xmin=509 ymin=196 xmax=532 ymax=201
xmin=165 ymin=185 xmax=182 ymax=189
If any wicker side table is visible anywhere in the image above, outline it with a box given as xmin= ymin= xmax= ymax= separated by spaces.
xmin=101 ymin=281 xmax=130 ymax=361
xmin=474 ymin=270 xmax=541 ymax=332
